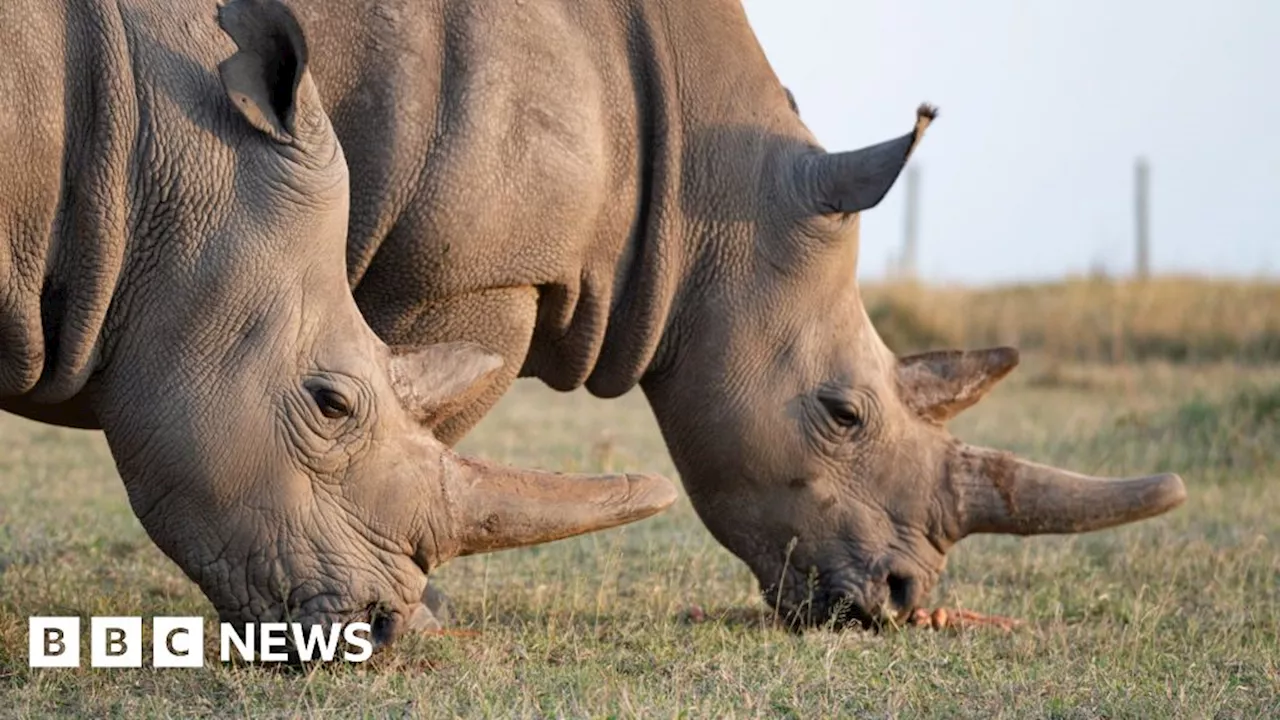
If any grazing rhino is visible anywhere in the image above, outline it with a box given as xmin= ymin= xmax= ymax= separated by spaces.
xmin=0 ymin=0 xmax=674 ymax=647
xmin=272 ymin=0 xmax=1189 ymax=629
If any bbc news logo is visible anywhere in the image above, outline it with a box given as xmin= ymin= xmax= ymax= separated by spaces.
xmin=28 ymin=617 xmax=373 ymax=668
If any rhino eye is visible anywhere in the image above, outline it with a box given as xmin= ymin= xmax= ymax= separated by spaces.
xmin=310 ymin=386 xmax=352 ymax=419
xmin=819 ymin=395 xmax=863 ymax=429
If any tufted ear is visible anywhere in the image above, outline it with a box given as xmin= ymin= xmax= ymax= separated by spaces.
xmin=804 ymin=104 xmax=935 ymax=216
xmin=387 ymin=342 xmax=505 ymax=428
xmin=897 ymin=347 xmax=1019 ymax=424
xmin=217 ymin=0 xmax=321 ymax=144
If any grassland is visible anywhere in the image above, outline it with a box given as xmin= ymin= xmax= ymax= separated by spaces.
xmin=865 ymin=277 xmax=1280 ymax=362
xmin=2 ymin=281 xmax=1280 ymax=718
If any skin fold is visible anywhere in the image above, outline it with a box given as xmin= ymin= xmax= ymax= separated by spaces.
xmin=0 ymin=0 xmax=674 ymax=649
xmin=274 ymin=0 xmax=1187 ymax=627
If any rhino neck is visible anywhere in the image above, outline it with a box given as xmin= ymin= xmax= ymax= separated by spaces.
xmin=632 ymin=0 xmax=819 ymax=469
xmin=566 ymin=0 xmax=690 ymax=399
xmin=537 ymin=0 xmax=792 ymax=399
xmin=0 ymin=2 xmax=138 ymax=412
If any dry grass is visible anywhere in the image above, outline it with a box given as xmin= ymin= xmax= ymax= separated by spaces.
xmin=2 ymin=282 xmax=1280 ymax=717
xmin=866 ymin=277 xmax=1280 ymax=363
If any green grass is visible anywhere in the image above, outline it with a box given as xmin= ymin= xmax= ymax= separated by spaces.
xmin=2 ymin=358 xmax=1279 ymax=718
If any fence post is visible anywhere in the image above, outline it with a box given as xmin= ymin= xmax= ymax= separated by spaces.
xmin=900 ymin=165 xmax=920 ymax=281
xmin=1134 ymin=157 xmax=1150 ymax=280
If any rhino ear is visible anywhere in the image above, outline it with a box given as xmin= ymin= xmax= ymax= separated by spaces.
xmin=388 ymin=342 xmax=505 ymax=427
xmin=217 ymin=0 xmax=319 ymax=144
xmin=805 ymin=104 xmax=936 ymax=215
xmin=897 ymin=347 xmax=1019 ymax=424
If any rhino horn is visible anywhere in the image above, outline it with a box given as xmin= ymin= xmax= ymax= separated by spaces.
xmin=897 ymin=347 xmax=1020 ymax=424
xmin=440 ymin=459 xmax=679 ymax=559
xmin=947 ymin=444 xmax=1187 ymax=537
xmin=388 ymin=342 xmax=504 ymax=428
xmin=806 ymin=103 xmax=936 ymax=215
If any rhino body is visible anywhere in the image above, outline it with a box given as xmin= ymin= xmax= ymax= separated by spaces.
xmin=270 ymin=0 xmax=1188 ymax=627
xmin=0 ymin=0 xmax=673 ymax=646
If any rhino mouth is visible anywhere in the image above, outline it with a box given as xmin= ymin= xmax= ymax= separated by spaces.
xmin=284 ymin=591 xmax=432 ymax=648
xmin=216 ymin=597 xmax=433 ymax=666
xmin=359 ymin=600 xmax=437 ymax=648
xmin=764 ymin=562 xmax=926 ymax=632
xmin=772 ymin=591 xmax=913 ymax=632
xmin=769 ymin=587 xmax=880 ymax=631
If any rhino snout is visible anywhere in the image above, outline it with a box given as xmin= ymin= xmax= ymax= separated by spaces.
xmin=768 ymin=555 xmax=938 ymax=630
xmin=369 ymin=602 xmax=438 ymax=650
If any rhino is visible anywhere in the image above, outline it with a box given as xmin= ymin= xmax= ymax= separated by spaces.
xmin=262 ymin=0 xmax=1190 ymax=629
xmin=0 ymin=0 xmax=674 ymax=647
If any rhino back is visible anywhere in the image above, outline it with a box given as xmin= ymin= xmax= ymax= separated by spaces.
xmin=298 ymin=0 xmax=625 ymax=286
xmin=290 ymin=0 xmax=714 ymax=440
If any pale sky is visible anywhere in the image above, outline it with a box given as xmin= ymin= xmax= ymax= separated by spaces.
xmin=741 ymin=0 xmax=1278 ymax=283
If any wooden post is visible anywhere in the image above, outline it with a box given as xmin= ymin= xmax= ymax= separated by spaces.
xmin=1134 ymin=157 xmax=1150 ymax=280
xmin=901 ymin=165 xmax=920 ymax=281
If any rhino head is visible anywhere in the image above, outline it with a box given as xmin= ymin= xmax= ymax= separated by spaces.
xmin=82 ymin=0 xmax=673 ymax=647
xmin=644 ymin=103 xmax=1185 ymax=629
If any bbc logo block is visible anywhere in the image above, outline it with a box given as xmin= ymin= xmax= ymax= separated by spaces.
xmin=27 ymin=616 xmax=373 ymax=667
xmin=91 ymin=617 xmax=143 ymax=667
xmin=29 ymin=616 xmax=209 ymax=668
xmin=153 ymin=616 xmax=204 ymax=668
xmin=29 ymin=617 xmax=80 ymax=668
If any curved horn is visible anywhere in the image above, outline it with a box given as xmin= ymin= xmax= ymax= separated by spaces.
xmin=948 ymin=444 xmax=1186 ymax=537
xmin=806 ymin=103 xmax=936 ymax=215
xmin=435 ymin=457 xmax=678 ymax=560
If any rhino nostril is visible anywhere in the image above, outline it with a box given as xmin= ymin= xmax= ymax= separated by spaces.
xmin=887 ymin=573 xmax=914 ymax=611
xmin=370 ymin=610 xmax=397 ymax=649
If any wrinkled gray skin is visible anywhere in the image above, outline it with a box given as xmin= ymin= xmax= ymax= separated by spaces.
xmin=305 ymin=0 xmax=1205 ymax=630
xmin=0 ymin=0 xmax=674 ymax=647
xmin=278 ymin=0 xmax=1188 ymax=628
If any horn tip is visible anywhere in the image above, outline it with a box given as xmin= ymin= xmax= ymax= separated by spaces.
xmin=916 ymin=103 xmax=939 ymax=122
xmin=989 ymin=346 xmax=1021 ymax=375
xmin=1147 ymin=472 xmax=1188 ymax=513
xmin=624 ymin=473 xmax=680 ymax=518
